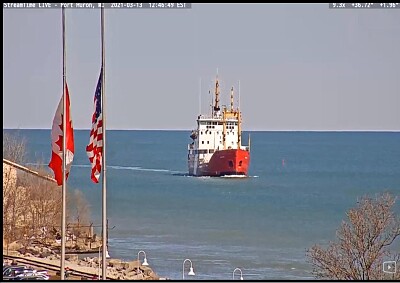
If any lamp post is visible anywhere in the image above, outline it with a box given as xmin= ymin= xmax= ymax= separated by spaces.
xmin=182 ymin=259 xmax=195 ymax=280
xmin=98 ymin=246 xmax=101 ymax=280
xmin=137 ymin=250 xmax=149 ymax=278
xmin=233 ymin=268 xmax=243 ymax=280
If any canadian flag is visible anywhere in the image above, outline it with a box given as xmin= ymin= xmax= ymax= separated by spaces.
xmin=49 ymin=83 xmax=75 ymax=185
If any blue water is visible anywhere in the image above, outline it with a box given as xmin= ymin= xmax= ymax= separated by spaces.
xmin=5 ymin=130 xmax=400 ymax=280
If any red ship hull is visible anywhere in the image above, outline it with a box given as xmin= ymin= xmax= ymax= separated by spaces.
xmin=195 ymin=149 xmax=250 ymax=177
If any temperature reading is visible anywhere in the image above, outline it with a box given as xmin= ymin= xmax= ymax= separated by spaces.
xmin=380 ymin=3 xmax=400 ymax=8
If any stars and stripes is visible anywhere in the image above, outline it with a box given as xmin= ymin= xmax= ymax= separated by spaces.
xmin=86 ymin=69 xmax=103 ymax=183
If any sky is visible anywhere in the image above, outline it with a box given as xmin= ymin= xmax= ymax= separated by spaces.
xmin=3 ymin=3 xmax=400 ymax=131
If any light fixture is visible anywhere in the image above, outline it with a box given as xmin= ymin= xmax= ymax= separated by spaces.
xmin=183 ymin=259 xmax=195 ymax=280
xmin=142 ymin=257 xmax=149 ymax=266
xmin=233 ymin=267 xmax=244 ymax=280
xmin=138 ymin=250 xmax=149 ymax=276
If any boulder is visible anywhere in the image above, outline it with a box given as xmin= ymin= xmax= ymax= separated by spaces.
xmin=78 ymin=261 xmax=86 ymax=266
xmin=127 ymin=260 xmax=141 ymax=271
xmin=8 ymin=241 xmax=23 ymax=251
xmin=65 ymin=254 xmax=79 ymax=262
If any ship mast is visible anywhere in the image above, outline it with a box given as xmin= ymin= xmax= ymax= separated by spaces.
xmin=213 ymin=76 xmax=220 ymax=116
xmin=230 ymin=86 xmax=234 ymax=111
xmin=237 ymin=109 xmax=241 ymax=148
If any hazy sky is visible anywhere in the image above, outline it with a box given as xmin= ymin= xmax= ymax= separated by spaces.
xmin=3 ymin=4 xmax=400 ymax=131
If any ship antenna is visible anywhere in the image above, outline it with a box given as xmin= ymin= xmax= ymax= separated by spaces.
xmin=209 ymin=89 xmax=213 ymax=116
xmin=238 ymin=80 xmax=241 ymax=110
xmin=199 ymin=77 xmax=201 ymax=115
xmin=230 ymin=86 xmax=234 ymax=111
xmin=213 ymin=75 xmax=220 ymax=113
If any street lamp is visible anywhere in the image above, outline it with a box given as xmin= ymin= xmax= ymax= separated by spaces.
xmin=183 ymin=259 xmax=195 ymax=280
xmin=233 ymin=268 xmax=243 ymax=280
xmin=98 ymin=246 xmax=101 ymax=280
xmin=137 ymin=250 xmax=149 ymax=277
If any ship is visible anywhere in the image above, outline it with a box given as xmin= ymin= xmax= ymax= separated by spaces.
xmin=187 ymin=75 xmax=251 ymax=177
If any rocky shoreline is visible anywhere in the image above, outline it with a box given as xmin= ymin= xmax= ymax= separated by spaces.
xmin=4 ymin=241 xmax=161 ymax=280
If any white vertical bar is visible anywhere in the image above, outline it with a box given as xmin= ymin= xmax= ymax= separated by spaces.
xmin=60 ymin=6 xmax=66 ymax=280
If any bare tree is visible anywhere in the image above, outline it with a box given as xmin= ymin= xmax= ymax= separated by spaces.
xmin=3 ymin=131 xmax=26 ymax=164
xmin=67 ymin=189 xmax=91 ymax=244
xmin=307 ymin=193 xmax=400 ymax=280
xmin=3 ymin=132 xmax=91 ymax=251
xmin=3 ymin=132 xmax=27 ymax=245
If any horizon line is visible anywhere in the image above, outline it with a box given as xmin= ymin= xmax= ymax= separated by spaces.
xmin=3 ymin=128 xmax=400 ymax=133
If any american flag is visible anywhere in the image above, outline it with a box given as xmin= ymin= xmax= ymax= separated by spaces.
xmin=86 ymin=69 xmax=103 ymax=183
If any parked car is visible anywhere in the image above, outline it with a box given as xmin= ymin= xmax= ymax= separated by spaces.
xmin=8 ymin=275 xmax=48 ymax=280
xmin=15 ymin=271 xmax=50 ymax=280
xmin=3 ymin=266 xmax=28 ymax=277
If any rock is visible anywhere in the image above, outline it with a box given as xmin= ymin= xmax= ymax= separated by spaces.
xmin=129 ymin=273 xmax=144 ymax=280
xmin=127 ymin=260 xmax=141 ymax=271
xmin=108 ymin=259 xmax=122 ymax=267
xmin=122 ymin=262 xmax=130 ymax=270
xmin=41 ymin=247 xmax=52 ymax=254
xmin=40 ymin=250 xmax=52 ymax=258
xmin=8 ymin=241 xmax=23 ymax=251
xmin=17 ymin=248 xmax=26 ymax=254
xmin=66 ymin=254 xmax=79 ymax=262
xmin=148 ymin=270 xmax=160 ymax=280
xmin=108 ymin=259 xmax=128 ymax=270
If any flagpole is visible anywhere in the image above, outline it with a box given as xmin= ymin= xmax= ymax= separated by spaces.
xmin=101 ymin=5 xmax=107 ymax=280
xmin=61 ymin=6 xmax=67 ymax=280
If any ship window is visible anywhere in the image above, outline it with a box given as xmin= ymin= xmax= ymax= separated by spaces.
xmin=239 ymin=161 xmax=242 ymax=167
xmin=202 ymin=141 xmax=204 ymax=144
xmin=209 ymin=131 xmax=211 ymax=135
xmin=217 ymin=131 xmax=219 ymax=134
xmin=228 ymin=161 xmax=233 ymax=168
xmin=209 ymin=149 xmax=214 ymax=153
xmin=232 ymin=141 xmax=234 ymax=145
xmin=201 ymin=131 xmax=203 ymax=135
xmin=220 ymin=141 xmax=222 ymax=144
xmin=207 ymin=141 xmax=209 ymax=144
